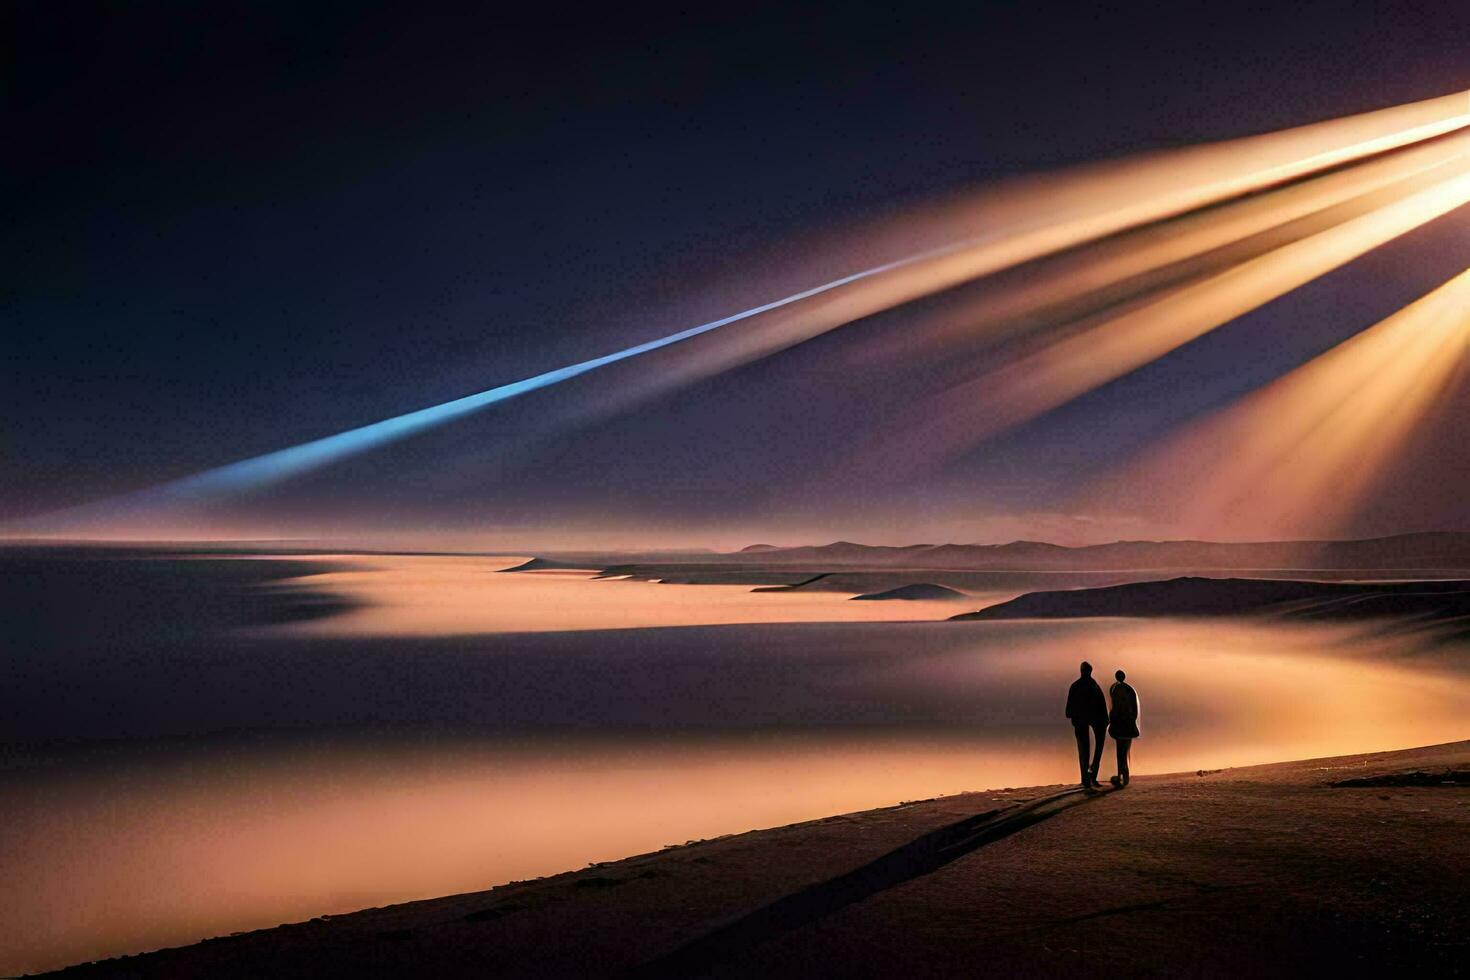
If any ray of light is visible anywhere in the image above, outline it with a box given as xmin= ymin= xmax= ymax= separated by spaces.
xmin=1079 ymin=269 xmax=1470 ymax=539
xmin=861 ymin=126 xmax=1470 ymax=368
xmin=882 ymin=164 xmax=1470 ymax=470
xmin=18 ymin=89 xmax=1470 ymax=530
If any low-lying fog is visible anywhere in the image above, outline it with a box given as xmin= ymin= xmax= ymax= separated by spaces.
xmin=3 ymin=551 xmax=1467 ymax=974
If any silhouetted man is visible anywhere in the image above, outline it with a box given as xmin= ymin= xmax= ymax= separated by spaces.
xmin=1065 ymin=661 xmax=1108 ymax=788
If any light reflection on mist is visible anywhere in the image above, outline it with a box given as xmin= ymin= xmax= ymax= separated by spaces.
xmin=2 ymin=615 xmax=1466 ymax=975
xmin=262 ymin=554 xmax=970 ymax=635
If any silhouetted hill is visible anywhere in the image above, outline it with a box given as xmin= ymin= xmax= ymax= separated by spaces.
xmin=497 ymin=557 xmax=584 ymax=572
xmin=951 ymin=576 xmax=1470 ymax=622
xmin=851 ymin=584 xmax=968 ymax=601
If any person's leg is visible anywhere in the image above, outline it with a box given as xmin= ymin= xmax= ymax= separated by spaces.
xmin=1089 ymin=724 xmax=1107 ymax=783
xmin=1118 ymin=738 xmax=1132 ymax=784
xmin=1074 ymin=725 xmax=1090 ymax=785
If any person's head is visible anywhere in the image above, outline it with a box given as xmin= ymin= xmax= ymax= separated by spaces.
xmin=1115 ymin=669 xmax=1126 ymax=682
xmin=1079 ymin=661 xmax=1092 ymax=677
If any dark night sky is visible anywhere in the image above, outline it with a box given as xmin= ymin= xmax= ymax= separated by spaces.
xmin=5 ymin=1 xmax=1469 ymax=544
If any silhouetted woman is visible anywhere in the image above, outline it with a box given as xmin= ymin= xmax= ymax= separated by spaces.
xmin=1108 ymin=669 xmax=1140 ymax=787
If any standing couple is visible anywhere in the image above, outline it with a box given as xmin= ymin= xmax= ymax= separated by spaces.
xmin=1065 ymin=662 xmax=1140 ymax=789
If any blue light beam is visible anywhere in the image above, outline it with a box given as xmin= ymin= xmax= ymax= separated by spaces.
xmin=36 ymin=87 xmax=1470 ymax=525
xmin=67 ymin=237 xmax=980 ymax=518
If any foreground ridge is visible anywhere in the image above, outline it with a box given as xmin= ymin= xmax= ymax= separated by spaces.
xmin=49 ymin=741 xmax=1470 ymax=978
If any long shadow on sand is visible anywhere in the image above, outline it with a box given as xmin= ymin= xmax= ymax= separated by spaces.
xmin=635 ymin=785 xmax=1114 ymax=977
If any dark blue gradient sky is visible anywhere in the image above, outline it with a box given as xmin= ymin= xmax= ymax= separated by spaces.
xmin=5 ymin=1 xmax=1469 ymax=545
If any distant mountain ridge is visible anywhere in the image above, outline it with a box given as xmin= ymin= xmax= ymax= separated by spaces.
xmin=715 ymin=532 xmax=1470 ymax=570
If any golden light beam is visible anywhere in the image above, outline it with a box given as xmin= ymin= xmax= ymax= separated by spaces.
xmin=21 ymin=90 xmax=1470 ymax=533
xmin=861 ymin=127 xmax=1470 ymax=368
xmin=885 ymin=164 xmax=1470 ymax=469
xmin=608 ymin=90 xmax=1470 ymax=406
xmin=1077 ymin=270 xmax=1470 ymax=539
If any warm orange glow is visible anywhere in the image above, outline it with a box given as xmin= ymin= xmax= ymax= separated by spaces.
xmin=4 ymin=615 xmax=1466 ymax=974
xmin=1083 ymin=269 xmax=1470 ymax=539
xmin=16 ymin=92 xmax=1470 ymax=547
xmin=510 ymin=91 xmax=1470 ymax=425
xmin=867 ymin=127 xmax=1470 ymax=365
xmin=892 ymin=166 xmax=1470 ymax=465
xmin=261 ymin=554 xmax=970 ymax=635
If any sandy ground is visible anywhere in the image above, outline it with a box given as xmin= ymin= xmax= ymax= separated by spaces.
xmin=44 ymin=740 xmax=1468 ymax=978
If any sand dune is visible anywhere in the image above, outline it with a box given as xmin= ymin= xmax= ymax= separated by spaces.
xmin=45 ymin=741 xmax=1470 ymax=977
